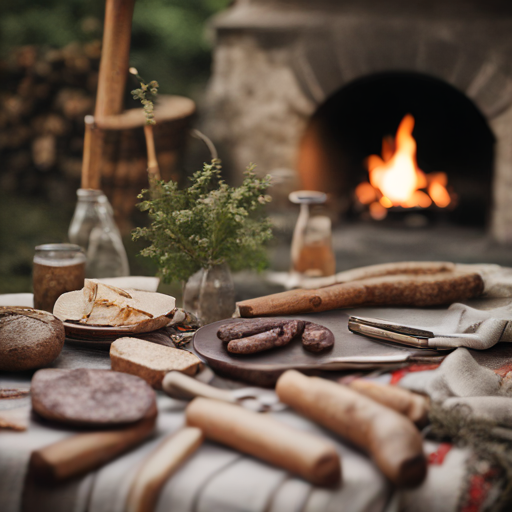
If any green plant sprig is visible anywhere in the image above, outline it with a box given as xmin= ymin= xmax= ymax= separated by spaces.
xmin=130 ymin=68 xmax=159 ymax=125
xmin=133 ymin=160 xmax=273 ymax=283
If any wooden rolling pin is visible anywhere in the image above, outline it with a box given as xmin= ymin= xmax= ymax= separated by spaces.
xmin=126 ymin=427 xmax=203 ymax=512
xmin=348 ymin=379 xmax=430 ymax=428
xmin=186 ymin=398 xmax=341 ymax=487
xmin=29 ymin=412 xmax=157 ymax=482
xmin=276 ymin=370 xmax=426 ymax=488
xmin=237 ymin=271 xmax=484 ymax=317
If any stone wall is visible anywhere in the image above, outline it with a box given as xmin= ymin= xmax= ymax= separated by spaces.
xmin=204 ymin=0 xmax=512 ymax=240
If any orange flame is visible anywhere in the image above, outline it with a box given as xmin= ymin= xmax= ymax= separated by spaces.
xmin=355 ymin=114 xmax=452 ymax=219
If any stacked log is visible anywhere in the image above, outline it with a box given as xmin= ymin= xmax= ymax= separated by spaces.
xmin=0 ymin=43 xmax=100 ymax=200
xmin=0 ymin=44 xmax=195 ymax=233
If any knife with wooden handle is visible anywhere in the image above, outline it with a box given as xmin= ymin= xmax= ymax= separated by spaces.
xmin=126 ymin=427 xmax=203 ymax=512
xmin=162 ymin=371 xmax=286 ymax=412
xmin=162 ymin=371 xmax=236 ymax=403
xmin=29 ymin=409 xmax=157 ymax=483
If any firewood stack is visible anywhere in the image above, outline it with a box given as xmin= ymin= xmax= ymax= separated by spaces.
xmin=0 ymin=43 xmax=99 ymax=200
xmin=0 ymin=43 xmax=195 ymax=233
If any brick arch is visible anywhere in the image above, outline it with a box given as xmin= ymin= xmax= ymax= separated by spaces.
xmin=292 ymin=24 xmax=512 ymax=119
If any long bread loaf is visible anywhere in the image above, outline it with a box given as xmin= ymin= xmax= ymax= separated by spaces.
xmin=238 ymin=271 xmax=484 ymax=317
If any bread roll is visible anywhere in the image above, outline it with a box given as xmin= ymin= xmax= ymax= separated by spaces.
xmin=0 ymin=307 xmax=65 ymax=371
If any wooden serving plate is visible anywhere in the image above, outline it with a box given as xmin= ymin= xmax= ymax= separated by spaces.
xmin=193 ymin=311 xmax=447 ymax=386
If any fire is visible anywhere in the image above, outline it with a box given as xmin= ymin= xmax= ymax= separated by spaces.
xmin=355 ymin=114 xmax=452 ymax=219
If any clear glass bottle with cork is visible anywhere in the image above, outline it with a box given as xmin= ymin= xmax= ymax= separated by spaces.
xmin=68 ymin=189 xmax=130 ymax=278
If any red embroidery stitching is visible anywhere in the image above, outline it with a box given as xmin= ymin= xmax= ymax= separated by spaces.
xmin=428 ymin=443 xmax=452 ymax=465
xmin=389 ymin=364 xmax=440 ymax=384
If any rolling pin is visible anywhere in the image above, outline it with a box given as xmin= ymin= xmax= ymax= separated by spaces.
xmin=348 ymin=379 xmax=430 ymax=428
xmin=186 ymin=398 xmax=341 ymax=487
xmin=29 ymin=411 xmax=157 ymax=483
xmin=237 ymin=271 xmax=484 ymax=317
xmin=276 ymin=370 xmax=427 ymax=488
xmin=126 ymin=427 xmax=203 ymax=512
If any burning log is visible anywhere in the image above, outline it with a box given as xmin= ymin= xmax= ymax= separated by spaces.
xmin=355 ymin=114 xmax=455 ymax=220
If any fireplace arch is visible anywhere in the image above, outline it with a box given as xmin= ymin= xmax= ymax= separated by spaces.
xmin=297 ymin=71 xmax=495 ymax=226
xmin=205 ymin=0 xmax=512 ymax=240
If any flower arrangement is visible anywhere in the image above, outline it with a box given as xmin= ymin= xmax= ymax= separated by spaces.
xmin=133 ymin=159 xmax=273 ymax=283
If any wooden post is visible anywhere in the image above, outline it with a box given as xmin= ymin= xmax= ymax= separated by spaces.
xmin=82 ymin=0 xmax=135 ymax=190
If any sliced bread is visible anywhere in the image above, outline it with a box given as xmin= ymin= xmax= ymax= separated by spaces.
xmin=110 ymin=337 xmax=202 ymax=389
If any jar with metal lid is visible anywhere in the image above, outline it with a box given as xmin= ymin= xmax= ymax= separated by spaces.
xmin=33 ymin=244 xmax=86 ymax=312
xmin=289 ymin=190 xmax=336 ymax=278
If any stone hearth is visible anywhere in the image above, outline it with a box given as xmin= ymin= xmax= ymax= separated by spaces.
xmin=204 ymin=0 xmax=512 ymax=242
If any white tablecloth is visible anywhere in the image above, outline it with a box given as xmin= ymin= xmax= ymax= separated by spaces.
xmin=0 ymin=293 xmax=475 ymax=512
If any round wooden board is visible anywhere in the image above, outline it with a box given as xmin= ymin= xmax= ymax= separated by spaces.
xmin=193 ymin=311 xmax=446 ymax=386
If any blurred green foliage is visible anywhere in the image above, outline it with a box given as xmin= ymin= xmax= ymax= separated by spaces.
xmin=0 ymin=0 xmax=230 ymax=293
xmin=0 ymin=0 xmax=231 ymax=97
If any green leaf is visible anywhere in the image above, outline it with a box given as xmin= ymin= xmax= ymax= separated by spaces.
xmin=133 ymin=160 xmax=273 ymax=283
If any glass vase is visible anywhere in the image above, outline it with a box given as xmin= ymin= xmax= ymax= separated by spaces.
xmin=183 ymin=263 xmax=236 ymax=325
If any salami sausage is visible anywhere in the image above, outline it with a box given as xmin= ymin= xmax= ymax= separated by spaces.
xmin=218 ymin=318 xmax=291 ymax=343
xmin=302 ymin=322 xmax=335 ymax=352
xmin=227 ymin=320 xmax=306 ymax=355
xmin=222 ymin=319 xmax=333 ymax=355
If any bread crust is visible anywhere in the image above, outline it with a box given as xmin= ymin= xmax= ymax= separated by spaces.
xmin=0 ymin=307 xmax=65 ymax=371
xmin=110 ymin=337 xmax=201 ymax=389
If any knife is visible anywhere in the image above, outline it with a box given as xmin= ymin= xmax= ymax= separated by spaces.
xmin=348 ymin=315 xmax=469 ymax=350
xmin=162 ymin=371 xmax=286 ymax=412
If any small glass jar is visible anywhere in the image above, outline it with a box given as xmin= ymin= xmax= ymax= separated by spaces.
xmin=33 ymin=244 xmax=86 ymax=313
xmin=289 ymin=190 xmax=336 ymax=277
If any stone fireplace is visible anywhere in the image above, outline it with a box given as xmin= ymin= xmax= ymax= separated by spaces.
xmin=203 ymin=0 xmax=512 ymax=242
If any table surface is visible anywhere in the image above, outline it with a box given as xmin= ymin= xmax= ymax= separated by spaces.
xmin=0 ymin=294 xmax=469 ymax=512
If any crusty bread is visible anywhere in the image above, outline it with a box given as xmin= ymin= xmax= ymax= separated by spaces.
xmin=110 ymin=337 xmax=202 ymax=389
xmin=0 ymin=307 xmax=65 ymax=371
xmin=31 ymin=368 xmax=157 ymax=427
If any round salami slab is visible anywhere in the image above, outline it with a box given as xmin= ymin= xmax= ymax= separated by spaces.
xmin=31 ymin=368 xmax=157 ymax=427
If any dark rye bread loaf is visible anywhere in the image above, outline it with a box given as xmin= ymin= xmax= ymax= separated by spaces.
xmin=31 ymin=368 xmax=157 ymax=427
xmin=0 ymin=307 xmax=65 ymax=371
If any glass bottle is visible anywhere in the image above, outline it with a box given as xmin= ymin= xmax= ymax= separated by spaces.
xmin=183 ymin=263 xmax=236 ymax=325
xmin=68 ymin=189 xmax=130 ymax=278
xmin=33 ymin=244 xmax=86 ymax=312
xmin=289 ymin=190 xmax=336 ymax=277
